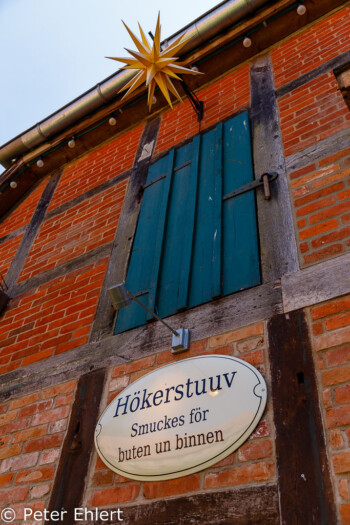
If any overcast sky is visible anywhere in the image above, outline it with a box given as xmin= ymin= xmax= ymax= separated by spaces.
xmin=0 ymin=0 xmax=219 ymax=156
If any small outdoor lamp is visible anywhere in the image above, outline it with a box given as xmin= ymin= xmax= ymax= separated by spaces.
xmin=108 ymin=283 xmax=190 ymax=354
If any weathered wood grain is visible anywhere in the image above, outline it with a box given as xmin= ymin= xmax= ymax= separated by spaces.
xmin=268 ymin=311 xmax=336 ymax=524
xmin=89 ymin=117 xmax=161 ymax=342
xmin=48 ymin=370 xmax=105 ymax=524
xmin=285 ymin=127 xmax=350 ymax=173
xmin=250 ymin=54 xmax=299 ymax=282
xmin=6 ymin=171 xmax=61 ymax=295
xmin=0 ymin=225 xmax=26 ymax=246
xmin=82 ymin=484 xmax=279 ymax=525
xmin=0 ymin=281 xmax=282 ymax=401
xmin=282 ymin=252 xmax=350 ymax=312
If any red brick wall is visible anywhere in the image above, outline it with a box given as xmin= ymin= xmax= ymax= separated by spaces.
xmin=290 ymin=147 xmax=350 ymax=265
xmin=0 ymin=129 xmax=132 ymax=372
xmin=273 ymin=6 xmax=350 ymax=268
xmin=0 ymin=258 xmax=108 ymax=375
xmin=278 ymin=72 xmax=350 ymax=158
xmin=154 ymin=64 xmax=250 ymax=155
xmin=18 ymin=180 xmax=128 ymax=282
xmin=271 ymin=6 xmax=350 ymax=89
xmin=309 ymin=295 xmax=350 ymax=524
xmin=0 ymin=180 xmax=47 ymax=238
xmin=47 ymin=125 xmax=143 ymax=212
xmin=84 ymin=322 xmax=275 ymax=507
xmin=0 ymin=379 xmax=77 ymax=522
xmin=0 ymin=235 xmax=24 ymax=278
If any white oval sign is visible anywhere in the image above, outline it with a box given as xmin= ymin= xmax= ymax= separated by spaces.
xmin=95 ymin=355 xmax=267 ymax=480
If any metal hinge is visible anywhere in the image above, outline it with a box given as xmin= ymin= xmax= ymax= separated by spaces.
xmin=223 ymin=172 xmax=278 ymax=201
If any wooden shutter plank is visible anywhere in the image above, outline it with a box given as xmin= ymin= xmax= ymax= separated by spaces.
xmin=156 ymin=142 xmax=195 ymax=318
xmin=147 ymin=149 xmax=175 ymax=318
xmin=177 ymin=135 xmax=200 ymax=310
xmin=189 ymin=127 xmax=218 ymax=308
xmin=212 ymin=122 xmax=223 ymax=299
xmin=222 ymin=112 xmax=260 ymax=295
xmin=115 ymin=154 xmax=172 ymax=333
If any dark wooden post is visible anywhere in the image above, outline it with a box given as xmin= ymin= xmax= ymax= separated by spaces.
xmin=268 ymin=310 xmax=337 ymax=524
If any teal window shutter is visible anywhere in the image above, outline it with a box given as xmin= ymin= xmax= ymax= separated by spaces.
xmin=115 ymin=111 xmax=260 ymax=334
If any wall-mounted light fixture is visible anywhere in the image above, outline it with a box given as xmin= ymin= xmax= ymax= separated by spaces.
xmin=297 ymin=3 xmax=307 ymax=15
xmin=243 ymin=37 xmax=252 ymax=48
xmin=36 ymin=158 xmax=44 ymax=168
xmin=68 ymin=137 xmax=76 ymax=148
xmin=109 ymin=117 xmax=117 ymax=126
xmin=108 ymin=283 xmax=190 ymax=354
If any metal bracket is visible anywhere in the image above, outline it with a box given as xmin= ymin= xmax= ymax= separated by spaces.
xmin=181 ymin=80 xmax=204 ymax=122
xmin=223 ymin=172 xmax=278 ymax=201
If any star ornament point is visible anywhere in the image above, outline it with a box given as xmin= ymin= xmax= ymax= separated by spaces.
xmin=107 ymin=14 xmax=202 ymax=111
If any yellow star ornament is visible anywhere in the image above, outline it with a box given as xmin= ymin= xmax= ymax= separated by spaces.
xmin=106 ymin=14 xmax=201 ymax=111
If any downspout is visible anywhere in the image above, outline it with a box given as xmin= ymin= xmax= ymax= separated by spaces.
xmin=0 ymin=0 xmax=270 ymax=169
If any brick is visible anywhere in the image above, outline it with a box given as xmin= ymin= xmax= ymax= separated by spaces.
xmin=9 ymin=392 xmax=41 ymax=410
xmin=204 ymin=461 xmax=274 ymax=489
xmin=38 ymin=449 xmax=60 ymax=465
xmin=325 ymin=346 xmax=350 ymax=368
xmin=0 ymin=444 xmax=21 ymax=461
xmin=322 ymin=366 xmax=350 ymax=386
xmin=340 ymin=503 xmax=350 ymax=523
xmin=312 ymin=322 xmax=324 ymax=336
xmin=22 ymin=434 xmax=63 ymax=453
xmin=252 ymin=419 xmax=270 ymax=439
xmin=330 ymin=429 xmax=344 ymax=449
xmin=30 ymin=482 xmax=51 ymax=499
xmin=240 ymin=349 xmax=264 ymax=366
xmin=325 ymin=312 xmax=350 ymax=331
xmin=31 ymin=405 xmax=70 ymax=426
xmin=111 ymin=355 xmax=156 ymax=378
xmin=0 ymin=411 xmax=17 ymax=425
xmin=312 ymin=297 xmax=350 ymax=320
xmin=143 ymin=474 xmax=200 ymax=499
xmin=299 ymin=219 xmax=338 ymax=240
xmin=296 ymin=196 xmax=336 ymax=217
xmin=17 ymin=399 xmax=53 ymax=419
xmin=0 ymin=452 xmax=39 ymax=473
xmin=238 ymin=439 xmax=273 ymax=462
xmin=209 ymin=324 xmax=264 ymax=348
xmin=48 ymin=419 xmax=68 ymax=434
xmin=294 ymin=182 xmax=345 ymax=207
xmin=326 ymin=406 xmax=350 ymax=428
xmin=309 ymin=202 xmax=350 ymax=225
xmin=333 ymin=451 xmax=350 ymax=474
xmin=236 ymin=336 xmax=264 ymax=354
xmin=290 ymin=164 xmax=340 ymax=189
xmin=311 ymin=226 xmax=350 ymax=249
xmin=91 ymin=484 xmax=140 ymax=506
xmin=339 ymin=479 xmax=350 ymax=501
xmin=314 ymin=327 xmax=350 ymax=352
xmin=0 ymin=417 xmax=32 ymax=436
xmin=0 ymin=472 xmax=15 ymax=488
xmin=42 ymin=380 xmax=77 ymax=399
xmin=15 ymin=466 xmax=55 ymax=485
xmin=0 ymin=485 xmax=30 ymax=504
xmin=335 ymin=385 xmax=350 ymax=405
xmin=54 ymin=393 xmax=74 ymax=408
xmin=91 ymin=470 xmax=114 ymax=487
xmin=109 ymin=375 xmax=129 ymax=393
